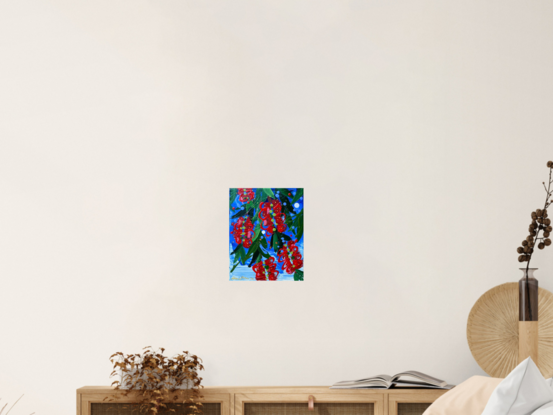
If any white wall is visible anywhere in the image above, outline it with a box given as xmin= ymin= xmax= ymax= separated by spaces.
xmin=2 ymin=1 xmax=553 ymax=413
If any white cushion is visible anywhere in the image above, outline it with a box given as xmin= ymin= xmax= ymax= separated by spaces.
xmin=422 ymin=376 xmax=503 ymax=415
xmin=533 ymin=402 xmax=553 ymax=415
xmin=482 ymin=358 xmax=553 ymax=415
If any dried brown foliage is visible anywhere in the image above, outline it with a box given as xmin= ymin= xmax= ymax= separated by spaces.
xmin=517 ymin=162 xmax=553 ymax=321
xmin=108 ymin=347 xmax=204 ymax=415
xmin=517 ymin=161 xmax=553 ymax=264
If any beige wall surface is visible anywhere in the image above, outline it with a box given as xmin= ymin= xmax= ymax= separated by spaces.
xmin=1 ymin=1 xmax=553 ymax=413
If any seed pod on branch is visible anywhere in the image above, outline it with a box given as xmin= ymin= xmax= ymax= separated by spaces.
xmin=517 ymin=162 xmax=553 ymax=263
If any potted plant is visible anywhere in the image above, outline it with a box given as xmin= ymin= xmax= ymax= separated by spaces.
xmin=108 ymin=347 xmax=204 ymax=415
xmin=516 ymin=161 xmax=553 ymax=364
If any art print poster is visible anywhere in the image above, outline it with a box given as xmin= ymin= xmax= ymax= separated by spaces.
xmin=229 ymin=188 xmax=304 ymax=281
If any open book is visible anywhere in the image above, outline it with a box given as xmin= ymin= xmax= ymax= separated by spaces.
xmin=331 ymin=371 xmax=454 ymax=389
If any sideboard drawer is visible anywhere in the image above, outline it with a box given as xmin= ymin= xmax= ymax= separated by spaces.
xmin=236 ymin=394 xmax=384 ymax=415
xmin=90 ymin=402 xmax=222 ymax=415
xmin=245 ymin=402 xmax=375 ymax=415
xmin=396 ymin=403 xmax=431 ymax=415
xmin=389 ymin=392 xmax=445 ymax=415
xmin=78 ymin=393 xmax=230 ymax=415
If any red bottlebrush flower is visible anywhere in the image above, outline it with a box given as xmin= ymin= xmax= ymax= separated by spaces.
xmin=238 ymin=188 xmax=255 ymax=203
xmin=252 ymin=257 xmax=279 ymax=281
xmin=277 ymin=240 xmax=303 ymax=274
xmin=259 ymin=198 xmax=287 ymax=235
xmin=231 ymin=216 xmax=254 ymax=248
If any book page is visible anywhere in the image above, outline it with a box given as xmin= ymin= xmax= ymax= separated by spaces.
xmin=391 ymin=371 xmax=447 ymax=387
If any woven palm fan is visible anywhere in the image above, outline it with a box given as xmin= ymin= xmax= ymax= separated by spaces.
xmin=467 ymin=282 xmax=553 ymax=378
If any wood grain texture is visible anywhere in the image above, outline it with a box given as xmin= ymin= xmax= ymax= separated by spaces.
xmin=77 ymin=387 xmax=439 ymax=395
xmin=519 ymin=321 xmax=539 ymax=364
xmin=388 ymin=392 xmax=445 ymax=415
xmin=467 ymin=282 xmax=553 ymax=377
xmin=77 ymin=388 xmax=448 ymax=415
xmin=235 ymin=393 xmax=385 ymax=415
xmin=79 ymin=392 xmax=230 ymax=415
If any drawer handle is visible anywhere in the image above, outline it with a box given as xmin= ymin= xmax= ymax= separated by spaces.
xmin=308 ymin=395 xmax=314 ymax=411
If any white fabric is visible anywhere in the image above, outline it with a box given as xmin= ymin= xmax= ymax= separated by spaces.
xmin=482 ymin=358 xmax=553 ymax=415
xmin=422 ymin=376 xmax=502 ymax=415
xmin=533 ymin=402 xmax=553 ymax=415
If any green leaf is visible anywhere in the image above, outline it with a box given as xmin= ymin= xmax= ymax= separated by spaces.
xmin=231 ymin=244 xmax=242 ymax=255
xmin=230 ymin=261 xmax=239 ymax=273
xmin=254 ymin=222 xmax=261 ymax=239
xmin=229 ymin=188 xmax=238 ymax=208
xmin=296 ymin=221 xmax=303 ymax=241
xmin=262 ymin=188 xmax=275 ymax=198
xmin=231 ymin=209 xmax=247 ymax=219
xmin=295 ymin=209 xmax=303 ymax=241
xmin=237 ymin=246 xmax=247 ymax=264
xmin=250 ymin=250 xmax=261 ymax=266
xmin=260 ymin=237 xmax=268 ymax=248
xmin=272 ymin=232 xmax=285 ymax=252
xmin=285 ymin=215 xmax=293 ymax=228
xmin=272 ymin=233 xmax=279 ymax=251
xmin=246 ymin=236 xmax=261 ymax=259
xmin=293 ymin=270 xmax=304 ymax=281
xmin=291 ymin=189 xmax=303 ymax=204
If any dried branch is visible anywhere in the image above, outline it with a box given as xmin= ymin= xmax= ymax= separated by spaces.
xmin=108 ymin=347 xmax=204 ymax=415
xmin=517 ymin=161 xmax=553 ymax=320
xmin=0 ymin=395 xmax=32 ymax=415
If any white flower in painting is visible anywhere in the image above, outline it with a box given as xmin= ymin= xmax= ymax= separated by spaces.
xmin=294 ymin=203 xmax=300 ymax=208
xmin=262 ymin=230 xmax=266 ymax=234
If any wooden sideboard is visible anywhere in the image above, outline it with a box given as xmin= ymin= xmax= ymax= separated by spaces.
xmin=77 ymin=386 xmax=449 ymax=415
